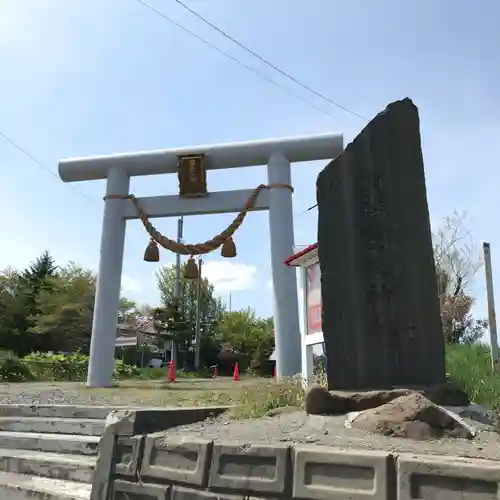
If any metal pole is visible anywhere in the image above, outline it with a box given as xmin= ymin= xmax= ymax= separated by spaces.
xmin=171 ymin=216 xmax=184 ymax=365
xmin=174 ymin=217 xmax=183 ymax=297
xmin=229 ymin=294 xmax=232 ymax=312
xmin=483 ymin=242 xmax=498 ymax=372
xmin=194 ymin=257 xmax=202 ymax=370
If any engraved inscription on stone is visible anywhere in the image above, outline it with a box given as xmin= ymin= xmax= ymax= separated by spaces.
xmin=357 ymin=168 xmax=394 ymax=338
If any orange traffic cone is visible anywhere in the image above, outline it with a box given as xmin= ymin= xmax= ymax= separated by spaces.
xmin=167 ymin=360 xmax=176 ymax=382
xmin=233 ymin=362 xmax=239 ymax=381
xmin=213 ymin=366 xmax=217 ymax=378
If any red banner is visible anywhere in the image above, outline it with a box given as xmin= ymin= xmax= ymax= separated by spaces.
xmin=306 ymin=263 xmax=322 ymax=334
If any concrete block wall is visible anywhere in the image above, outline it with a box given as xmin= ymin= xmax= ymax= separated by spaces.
xmin=90 ymin=406 xmax=230 ymax=500
xmin=109 ymin=433 xmax=500 ymax=500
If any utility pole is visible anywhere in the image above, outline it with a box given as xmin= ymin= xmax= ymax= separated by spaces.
xmin=171 ymin=216 xmax=183 ymax=365
xmin=483 ymin=241 xmax=499 ymax=372
xmin=194 ymin=256 xmax=202 ymax=370
xmin=229 ymin=293 xmax=232 ymax=312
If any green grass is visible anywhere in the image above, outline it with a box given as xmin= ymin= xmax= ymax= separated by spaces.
xmin=68 ymin=376 xmax=304 ymax=419
xmin=446 ymin=343 xmax=500 ymax=410
xmin=135 ymin=367 xmax=209 ymax=380
xmin=229 ymin=378 xmax=305 ymax=419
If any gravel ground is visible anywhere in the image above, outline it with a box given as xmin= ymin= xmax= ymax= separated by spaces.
xmin=0 ymin=378 xmax=260 ymax=407
xmin=164 ymin=409 xmax=500 ymax=461
xmin=0 ymin=385 xmax=154 ymax=406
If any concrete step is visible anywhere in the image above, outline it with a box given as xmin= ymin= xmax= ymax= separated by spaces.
xmin=0 ymin=471 xmax=91 ymax=499
xmin=0 ymin=417 xmax=106 ymax=436
xmin=0 ymin=404 xmax=115 ymax=420
xmin=0 ymin=431 xmax=101 ymax=455
xmin=0 ymin=448 xmax=96 ymax=483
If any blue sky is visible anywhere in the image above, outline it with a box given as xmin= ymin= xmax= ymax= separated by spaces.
xmin=1 ymin=0 xmax=499 ymax=323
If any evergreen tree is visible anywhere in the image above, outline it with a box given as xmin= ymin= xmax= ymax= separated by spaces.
xmin=15 ymin=251 xmax=60 ymax=353
xmin=21 ymin=250 xmax=58 ymax=285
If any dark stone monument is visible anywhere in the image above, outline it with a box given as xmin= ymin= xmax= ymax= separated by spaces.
xmin=317 ymin=98 xmax=446 ymax=390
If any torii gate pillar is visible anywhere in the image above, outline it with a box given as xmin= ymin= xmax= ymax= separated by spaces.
xmin=88 ymin=168 xmax=130 ymax=387
xmin=267 ymin=152 xmax=300 ymax=379
xmin=58 ymin=133 xmax=343 ymax=387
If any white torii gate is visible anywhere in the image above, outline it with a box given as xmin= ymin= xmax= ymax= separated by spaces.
xmin=58 ymin=133 xmax=343 ymax=388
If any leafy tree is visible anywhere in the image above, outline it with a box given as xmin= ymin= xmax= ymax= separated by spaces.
xmin=156 ymin=264 xmax=275 ymax=371
xmin=30 ymin=263 xmax=143 ymax=354
xmin=0 ymin=269 xmax=33 ymax=354
xmin=28 ymin=263 xmax=96 ymax=353
xmin=153 ymin=304 xmax=193 ymax=352
xmin=0 ymin=255 xmax=145 ymax=355
xmin=118 ymin=297 xmax=139 ymax=324
xmin=433 ymin=211 xmax=487 ymax=344
xmin=217 ymin=309 xmax=274 ymax=374
xmin=156 ymin=263 xmax=226 ymax=366
xmin=156 ymin=263 xmax=225 ymax=328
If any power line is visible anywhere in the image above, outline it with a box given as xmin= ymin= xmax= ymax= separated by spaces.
xmin=140 ymin=1 xmax=335 ymax=221
xmin=136 ymin=0 xmax=338 ymax=120
xmin=0 ymin=130 xmax=96 ymax=203
xmin=172 ymin=0 xmax=369 ymax=122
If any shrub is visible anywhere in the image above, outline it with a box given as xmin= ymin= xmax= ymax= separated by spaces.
xmin=0 ymin=351 xmax=35 ymax=382
xmin=114 ymin=359 xmax=140 ymax=379
xmin=137 ymin=367 xmax=168 ymax=379
xmin=446 ymin=343 xmax=500 ymax=410
xmin=23 ymin=352 xmax=139 ymax=382
xmin=24 ymin=352 xmax=89 ymax=381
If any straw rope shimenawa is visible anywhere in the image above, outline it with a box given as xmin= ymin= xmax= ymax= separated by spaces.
xmin=104 ymin=183 xmax=293 ymax=277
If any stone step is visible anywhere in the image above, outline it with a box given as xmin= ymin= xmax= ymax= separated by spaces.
xmin=0 ymin=417 xmax=106 ymax=436
xmin=0 ymin=404 xmax=115 ymax=420
xmin=0 ymin=448 xmax=96 ymax=483
xmin=0 ymin=431 xmax=101 ymax=455
xmin=0 ymin=471 xmax=91 ymax=499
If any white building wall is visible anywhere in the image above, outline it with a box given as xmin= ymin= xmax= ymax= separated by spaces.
xmin=298 ymin=264 xmax=325 ymax=383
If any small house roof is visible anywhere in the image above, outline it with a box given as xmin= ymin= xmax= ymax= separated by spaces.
xmin=284 ymin=243 xmax=318 ymax=268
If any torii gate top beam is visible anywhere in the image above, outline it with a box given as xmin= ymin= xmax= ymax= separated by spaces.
xmin=58 ymin=132 xmax=343 ymax=183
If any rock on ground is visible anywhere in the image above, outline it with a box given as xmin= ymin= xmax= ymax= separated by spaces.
xmin=350 ymin=392 xmax=475 ymax=440
xmin=304 ymin=382 xmax=470 ymax=416
xmin=304 ymin=385 xmax=411 ymax=415
xmin=449 ymin=403 xmax=495 ymax=426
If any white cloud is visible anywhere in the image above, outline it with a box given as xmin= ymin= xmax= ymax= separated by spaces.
xmin=202 ymin=261 xmax=257 ymax=293
xmin=267 ymin=280 xmax=273 ymax=289
xmin=121 ymin=274 xmax=144 ymax=295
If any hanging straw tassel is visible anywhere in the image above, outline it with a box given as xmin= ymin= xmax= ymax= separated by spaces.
xmin=144 ymin=238 xmax=160 ymax=262
xmin=184 ymin=257 xmax=199 ymax=280
xmin=221 ymin=236 xmax=237 ymax=258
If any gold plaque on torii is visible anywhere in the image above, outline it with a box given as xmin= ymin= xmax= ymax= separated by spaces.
xmin=177 ymin=154 xmax=208 ymax=198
